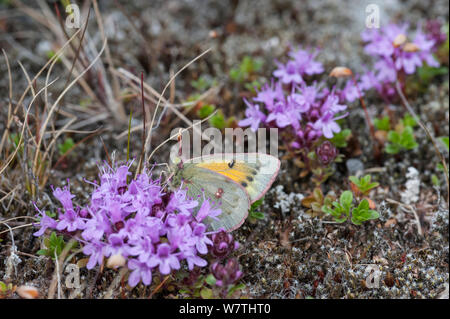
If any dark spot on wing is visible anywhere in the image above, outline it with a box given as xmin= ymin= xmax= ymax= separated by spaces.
xmin=215 ymin=188 xmax=224 ymax=199
xmin=228 ymin=159 xmax=235 ymax=168
xmin=251 ymin=170 xmax=258 ymax=175
xmin=241 ymin=182 xmax=248 ymax=187
xmin=246 ymin=176 xmax=253 ymax=182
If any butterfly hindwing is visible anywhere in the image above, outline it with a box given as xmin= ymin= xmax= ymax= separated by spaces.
xmin=180 ymin=163 xmax=250 ymax=231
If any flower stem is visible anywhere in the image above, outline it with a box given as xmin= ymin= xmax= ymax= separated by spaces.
xmin=351 ymin=75 xmax=380 ymax=159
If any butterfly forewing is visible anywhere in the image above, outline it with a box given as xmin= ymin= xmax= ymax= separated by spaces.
xmin=191 ymin=153 xmax=280 ymax=202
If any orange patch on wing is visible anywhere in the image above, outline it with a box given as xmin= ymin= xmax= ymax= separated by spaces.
xmin=197 ymin=162 xmax=253 ymax=183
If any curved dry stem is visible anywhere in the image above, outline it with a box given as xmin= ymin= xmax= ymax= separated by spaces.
xmin=144 ymin=48 xmax=212 ymax=161
xmin=147 ymin=110 xmax=218 ymax=165
xmin=32 ymin=38 xmax=108 ymax=181
xmin=395 ymin=81 xmax=449 ymax=206
xmin=0 ymin=49 xmax=13 ymax=155
xmin=0 ymin=78 xmax=59 ymax=176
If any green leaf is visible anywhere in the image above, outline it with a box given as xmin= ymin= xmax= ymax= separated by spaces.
xmin=229 ymin=56 xmax=263 ymax=83
xmin=385 ymin=143 xmax=400 ymax=154
xmin=191 ymin=76 xmax=209 ymax=91
xmin=418 ymin=65 xmax=449 ymax=83
xmin=431 ymin=174 xmax=440 ymax=186
xmin=349 ymin=176 xmax=359 ymax=185
xmin=349 ymin=175 xmax=379 ymax=194
xmin=205 ymin=274 xmax=216 ymax=286
xmin=321 ymin=205 xmax=334 ymax=216
xmin=439 ymin=136 xmax=449 ymax=151
xmin=251 ymin=198 xmax=264 ymax=209
xmin=209 ymin=111 xmax=226 ymax=130
xmin=329 ymin=129 xmax=351 ymax=148
xmin=58 ymin=138 xmax=75 ymax=156
xmin=358 ymin=199 xmax=370 ymax=210
xmin=250 ymin=211 xmax=265 ymax=220
xmin=374 ymin=116 xmax=390 ymax=131
xmin=400 ymin=114 xmax=417 ymax=128
xmin=197 ymin=104 xmax=216 ymax=119
xmin=368 ymin=210 xmax=380 ymax=219
xmin=388 ymin=131 xmax=400 ymax=144
xmin=340 ymin=191 xmax=353 ymax=208
xmin=228 ymin=283 xmax=246 ymax=296
xmin=36 ymin=249 xmax=48 ymax=256
xmin=200 ymin=287 xmax=213 ymax=299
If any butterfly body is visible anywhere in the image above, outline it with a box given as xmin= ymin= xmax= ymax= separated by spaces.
xmin=171 ymin=153 xmax=280 ymax=231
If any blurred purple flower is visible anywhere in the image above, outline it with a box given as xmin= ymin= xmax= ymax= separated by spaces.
xmin=314 ymin=112 xmax=346 ymax=139
xmin=147 ymin=243 xmax=180 ymax=275
xmin=83 ymin=241 xmax=105 ymax=270
xmin=33 ymin=204 xmax=57 ymax=237
xmin=288 ymin=47 xmax=324 ymax=75
xmin=316 ymin=141 xmax=338 ymax=165
xmin=210 ymin=229 xmax=239 ymax=259
xmin=273 ymin=60 xmax=303 ymax=84
xmin=238 ymin=99 xmax=267 ymax=132
xmin=128 ymin=259 xmax=153 ymax=287
xmin=34 ymin=162 xmax=228 ymax=287
xmin=56 ymin=208 xmax=85 ymax=232
xmin=211 ymin=258 xmax=243 ymax=287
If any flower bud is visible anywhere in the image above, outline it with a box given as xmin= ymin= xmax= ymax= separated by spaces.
xmin=316 ymin=141 xmax=338 ymax=165
xmin=210 ymin=229 xmax=238 ymax=259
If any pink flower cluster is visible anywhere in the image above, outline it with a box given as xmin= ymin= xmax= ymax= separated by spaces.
xmin=238 ymin=47 xmax=348 ymax=150
xmin=360 ymin=22 xmax=442 ymax=96
xmin=34 ymin=162 xmax=223 ymax=287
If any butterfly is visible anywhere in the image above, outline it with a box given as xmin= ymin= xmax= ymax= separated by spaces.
xmin=170 ymin=153 xmax=280 ymax=231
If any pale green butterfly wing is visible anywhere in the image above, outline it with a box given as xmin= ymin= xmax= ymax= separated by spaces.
xmin=177 ymin=163 xmax=250 ymax=231
xmin=189 ymin=153 xmax=280 ymax=203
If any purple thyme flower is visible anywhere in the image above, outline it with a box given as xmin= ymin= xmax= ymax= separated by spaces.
xmin=413 ymin=28 xmax=439 ymax=67
xmin=253 ymin=81 xmax=284 ymax=111
xmin=52 ymin=185 xmax=75 ymax=210
xmin=291 ymin=83 xmax=319 ymax=113
xmin=195 ymin=196 xmax=222 ymax=222
xmin=56 ymin=208 xmax=85 ymax=232
xmin=238 ymin=99 xmax=267 ymax=132
xmin=165 ymin=187 xmax=198 ymax=215
xmin=273 ymin=60 xmax=304 ymax=84
xmin=340 ymin=80 xmax=360 ymax=103
xmin=128 ymin=259 xmax=153 ymax=287
xmin=266 ymin=100 xmax=300 ymax=129
xmin=362 ymin=22 xmax=441 ymax=87
xmin=147 ymin=243 xmax=180 ymax=275
xmin=83 ymin=241 xmax=105 ymax=269
xmin=288 ymin=47 xmax=324 ymax=75
xmin=103 ymin=233 xmax=129 ymax=258
xmin=425 ymin=20 xmax=447 ymax=48
xmin=34 ymin=147 xmax=235 ymax=287
xmin=313 ymin=112 xmax=345 ymax=139
xmin=191 ymin=223 xmax=213 ymax=254
xmin=33 ymin=204 xmax=57 ymax=237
